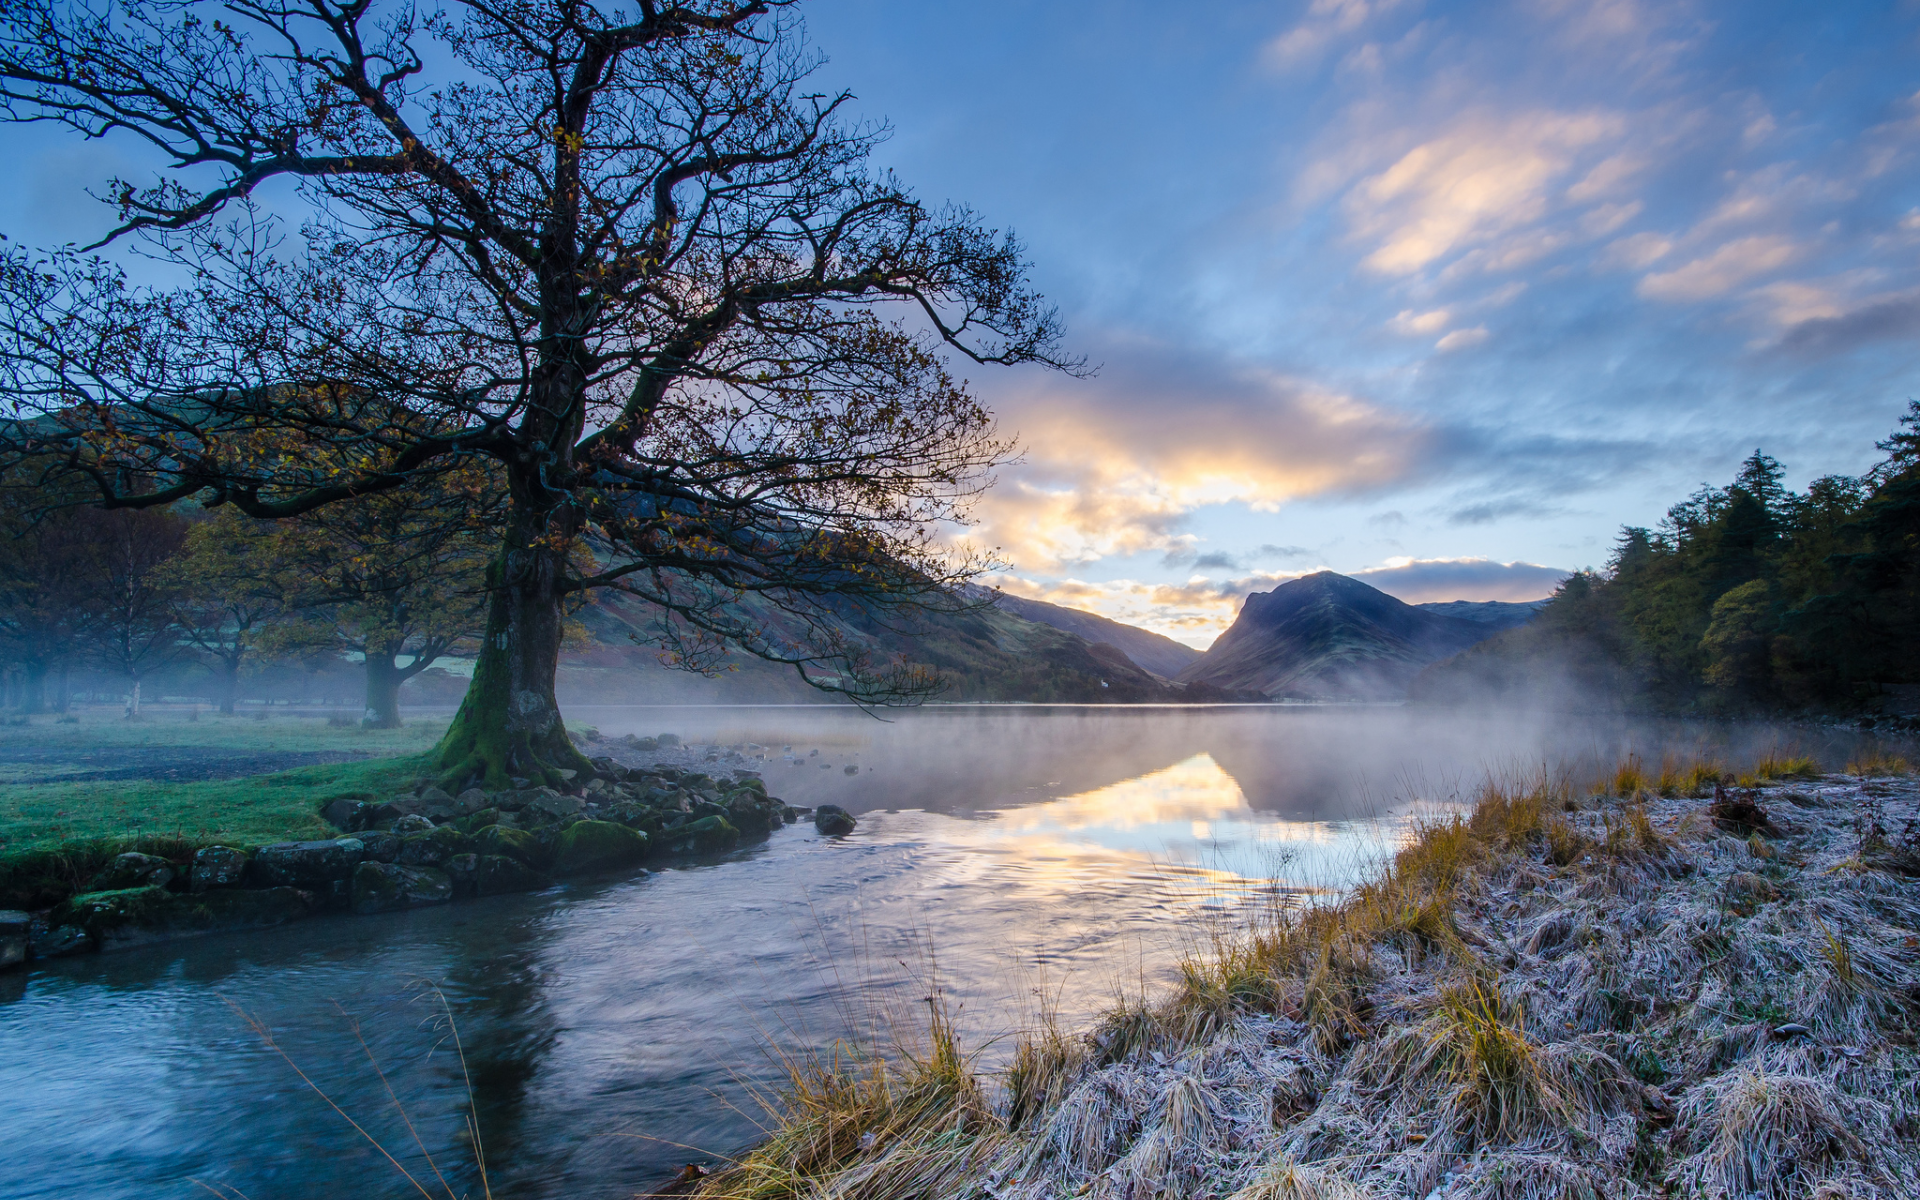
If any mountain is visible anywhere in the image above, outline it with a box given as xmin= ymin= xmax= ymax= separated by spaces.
xmin=562 ymin=586 xmax=1214 ymax=704
xmin=990 ymin=592 xmax=1204 ymax=678
xmin=1176 ymin=572 xmax=1509 ymax=700
xmin=1413 ymin=599 xmax=1547 ymax=630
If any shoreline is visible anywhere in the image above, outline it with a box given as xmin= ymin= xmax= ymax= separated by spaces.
xmin=1 ymin=732 xmax=847 ymax=968
xmin=685 ymin=767 xmax=1920 ymax=1200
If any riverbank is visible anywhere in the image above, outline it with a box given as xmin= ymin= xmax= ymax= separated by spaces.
xmin=0 ymin=719 xmax=848 ymax=965
xmin=689 ymin=762 xmax=1920 ymax=1200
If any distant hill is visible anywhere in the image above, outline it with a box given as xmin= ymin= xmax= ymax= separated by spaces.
xmin=990 ymin=592 xmax=1204 ymax=678
xmin=563 ymin=586 xmax=1229 ymax=704
xmin=1413 ymin=599 xmax=1547 ymax=630
xmin=1176 ymin=572 xmax=1509 ymax=700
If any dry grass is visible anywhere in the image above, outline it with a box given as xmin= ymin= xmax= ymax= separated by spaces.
xmin=697 ymin=764 xmax=1920 ymax=1200
xmin=1847 ymin=751 xmax=1914 ymax=778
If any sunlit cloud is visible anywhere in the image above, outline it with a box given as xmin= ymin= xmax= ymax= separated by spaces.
xmin=1638 ymin=235 xmax=1800 ymax=301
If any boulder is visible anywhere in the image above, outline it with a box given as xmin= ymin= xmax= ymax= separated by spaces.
xmin=551 ymin=820 xmax=650 ymax=875
xmin=418 ymin=786 xmax=455 ymax=805
xmin=475 ymin=854 xmax=549 ymax=896
xmin=29 ymin=922 xmax=90 ymax=959
xmin=473 ymin=823 xmax=543 ymax=867
xmin=397 ymin=825 xmax=472 ymax=868
xmin=444 ymin=852 xmax=479 ymax=892
xmin=87 ymin=852 xmax=177 ymax=892
xmin=250 ymin=838 xmax=366 ymax=887
xmin=321 ymin=797 xmax=359 ymax=830
xmin=454 ymin=788 xmax=490 ymax=814
xmin=350 ymin=862 xmax=454 ymax=915
xmin=45 ymin=885 xmax=308 ymax=950
xmin=0 ymin=910 xmax=28 ymax=969
xmin=358 ymin=832 xmax=402 ymax=863
xmin=189 ymin=846 xmax=250 ymax=892
xmin=813 ymin=805 xmax=857 ymax=836
xmin=51 ymin=886 xmax=174 ymax=947
xmin=392 ymin=813 xmax=435 ymax=835
xmin=524 ymin=789 xmax=585 ymax=823
xmin=657 ymin=732 xmax=681 ymax=746
xmin=659 ymin=814 xmax=739 ymax=856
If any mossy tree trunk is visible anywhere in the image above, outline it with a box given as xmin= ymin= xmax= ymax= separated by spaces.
xmin=363 ymin=652 xmax=404 ymax=729
xmin=433 ymin=466 xmax=591 ymax=790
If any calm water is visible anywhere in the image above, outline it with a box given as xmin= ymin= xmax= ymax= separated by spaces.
xmin=0 ymin=706 xmax=1892 ymax=1199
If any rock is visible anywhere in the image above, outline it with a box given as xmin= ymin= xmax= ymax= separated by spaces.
xmin=454 ymin=788 xmax=490 ymax=814
xmin=659 ymin=814 xmax=739 ymax=856
xmin=525 ymin=789 xmax=585 ymax=822
xmin=392 ymin=813 xmax=434 ymax=835
xmin=0 ymin=910 xmax=28 ymax=968
xmin=588 ymin=756 xmax=626 ymax=780
xmin=1708 ymin=784 xmax=1783 ymax=837
xmin=358 ymin=801 xmax=404 ymax=828
xmin=473 ymin=824 xmax=544 ymax=867
xmin=44 ymin=886 xmax=308 ymax=950
xmin=418 ymin=786 xmax=455 ymax=805
xmin=551 ymin=820 xmax=650 ymax=875
xmin=350 ymin=862 xmax=454 ymax=915
xmin=321 ymin=797 xmax=360 ymax=830
xmin=461 ymin=807 xmax=501 ymax=831
xmin=444 ymin=853 xmax=479 ymax=891
xmin=87 ymin=852 xmax=177 ymax=892
xmin=813 ymin=805 xmax=857 ymax=836
xmin=657 ymin=732 xmax=680 ymax=746
xmin=250 ymin=838 xmax=367 ymax=887
xmin=52 ymin=887 xmax=174 ymax=947
xmin=190 ymin=846 xmax=250 ymax=892
xmin=397 ymin=825 xmax=472 ymax=868
xmin=476 ymin=854 xmax=549 ymax=895
xmin=30 ymin=923 xmax=91 ymax=959
xmin=358 ymin=832 xmax=402 ymax=863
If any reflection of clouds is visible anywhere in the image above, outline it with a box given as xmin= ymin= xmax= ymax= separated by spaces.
xmin=935 ymin=753 xmax=1386 ymax=888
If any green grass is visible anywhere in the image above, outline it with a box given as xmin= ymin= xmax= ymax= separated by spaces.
xmin=0 ymin=710 xmax=447 ymax=907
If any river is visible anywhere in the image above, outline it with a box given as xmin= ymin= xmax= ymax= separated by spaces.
xmin=0 ymin=704 xmax=1890 ymax=1199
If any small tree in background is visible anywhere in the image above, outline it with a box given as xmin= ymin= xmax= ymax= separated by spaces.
xmin=0 ymin=486 xmax=98 ymax=711
xmin=0 ymin=0 xmax=1074 ymax=786
xmin=74 ymin=507 xmax=190 ymax=716
xmin=162 ymin=508 xmax=301 ymax=714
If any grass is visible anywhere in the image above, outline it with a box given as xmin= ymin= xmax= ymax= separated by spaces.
xmin=0 ymin=710 xmax=442 ymax=906
xmin=1847 ymin=750 xmax=1914 ymax=778
xmin=690 ymin=749 xmax=1920 ymax=1200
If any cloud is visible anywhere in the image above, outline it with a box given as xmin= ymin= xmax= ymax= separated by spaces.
xmin=1436 ymin=326 xmax=1490 ymax=352
xmin=962 ymin=339 xmax=1438 ymax=572
xmin=1773 ymin=290 xmax=1920 ymax=357
xmin=1638 ymin=235 xmax=1800 ymax=301
xmin=1255 ymin=543 xmax=1313 ymax=560
xmin=1265 ymin=0 xmax=1402 ymax=69
xmin=1344 ymin=110 xmax=1628 ymax=275
xmin=1349 ymin=557 xmax=1569 ymax=602
xmin=1390 ymin=307 xmax=1451 ymax=334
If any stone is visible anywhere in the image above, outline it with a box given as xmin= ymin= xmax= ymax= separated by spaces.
xmin=551 ymin=820 xmax=650 ymax=875
xmin=813 ymin=805 xmax=857 ymax=836
xmin=475 ymin=854 xmax=549 ymax=896
xmin=444 ymin=853 xmax=479 ymax=891
xmin=656 ymin=732 xmax=680 ymax=746
xmin=350 ymin=862 xmax=454 ymax=915
xmin=454 ymin=788 xmax=489 ymax=814
xmin=659 ymin=814 xmax=739 ymax=856
xmin=392 ymin=813 xmax=434 ymax=835
xmin=524 ymin=789 xmax=584 ymax=822
xmin=190 ymin=846 xmax=250 ymax=892
xmin=87 ymin=852 xmax=176 ymax=892
xmin=359 ymin=801 xmax=404 ymax=828
xmin=0 ymin=910 xmax=28 ymax=969
xmin=358 ymin=832 xmax=402 ymax=863
xmin=473 ymin=824 xmax=543 ymax=867
xmin=30 ymin=923 xmax=90 ymax=959
xmin=321 ymin=798 xmax=359 ymax=830
xmin=250 ymin=838 xmax=367 ymax=887
xmin=418 ymin=786 xmax=455 ymax=805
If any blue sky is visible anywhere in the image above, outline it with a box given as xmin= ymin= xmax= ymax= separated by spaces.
xmin=6 ymin=1 xmax=1920 ymax=647
xmin=794 ymin=0 xmax=1920 ymax=643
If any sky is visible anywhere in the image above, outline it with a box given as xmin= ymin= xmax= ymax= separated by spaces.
xmin=5 ymin=1 xmax=1920 ymax=648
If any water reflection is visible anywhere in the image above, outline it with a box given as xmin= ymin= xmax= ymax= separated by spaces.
xmin=2 ymin=706 xmax=1909 ymax=1200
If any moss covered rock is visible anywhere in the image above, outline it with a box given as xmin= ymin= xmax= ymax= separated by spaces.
xmin=476 ymin=854 xmax=549 ymax=895
xmin=350 ymin=862 xmax=454 ymax=914
xmin=551 ymin=820 xmax=650 ymax=875
xmin=397 ymin=825 xmax=473 ymax=868
xmin=51 ymin=884 xmax=312 ymax=950
xmin=658 ymin=814 xmax=739 ymax=856
xmin=473 ymin=823 xmax=544 ymax=868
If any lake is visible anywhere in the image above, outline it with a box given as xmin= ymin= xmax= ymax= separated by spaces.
xmin=0 ymin=704 xmax=1889 ymax=1199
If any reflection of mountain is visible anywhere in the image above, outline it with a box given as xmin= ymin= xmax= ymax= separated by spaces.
xmin=1177 ymin=572 xmax=1510 ymax=701
xmin=560 ymin=587 xmax=1214 ymax=704
xmin=990 ymin=593 xmax=1204 ymax=678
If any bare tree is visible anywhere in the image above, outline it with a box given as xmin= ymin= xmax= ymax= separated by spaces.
xmin=0 ymin=1 xmax=1074 ymax=786
xmin=74 ymin=507 xmax=190 ymax=716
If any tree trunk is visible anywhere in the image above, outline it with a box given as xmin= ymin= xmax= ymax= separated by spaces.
xmin=54 ymin=662 xmax=69 ymax=713
xmin=20 ymin=660 xmax=47 ymax=714
xmin=125 ymin=677 xmax=142 ymax=719
xmin=218 ymin=656 xmax=240 ymax=715
xmin=433 ymin=496 xmax=590 ymax=789
xmin=363 ymin=649 xmax=404 ymax=729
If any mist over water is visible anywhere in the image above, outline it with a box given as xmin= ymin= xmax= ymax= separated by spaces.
xmin=0 ymin=706 xmax=1901 ymax=1199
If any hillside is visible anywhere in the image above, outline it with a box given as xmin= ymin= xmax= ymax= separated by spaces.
xmin=1413 ymin=598 xmax=1546 ymax=629
xmin=989 ymin=592 xmax=1204 ymax=677
xmin=560 ymin=586 xmax=1217 ymax=704
xmin=1177 ymin=571 xmax=1503 ymax=700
